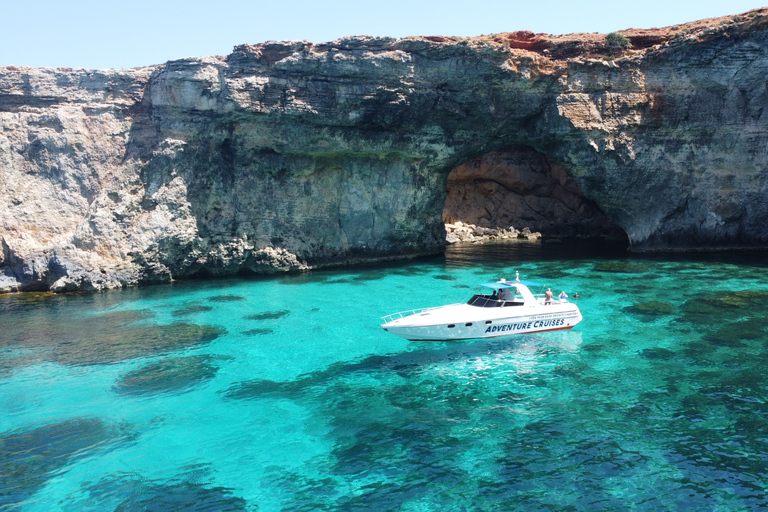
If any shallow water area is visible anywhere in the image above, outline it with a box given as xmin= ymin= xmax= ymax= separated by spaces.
xmin=2 ymin=241 xmax=768 ymax=510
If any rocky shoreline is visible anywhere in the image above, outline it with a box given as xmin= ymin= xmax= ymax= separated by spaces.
xmin=445 ymin=222 xmax=542 ymax=244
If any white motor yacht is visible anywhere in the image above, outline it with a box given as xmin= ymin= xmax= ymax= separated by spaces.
xmin=381 ymin=276 xmax=582 ymax=341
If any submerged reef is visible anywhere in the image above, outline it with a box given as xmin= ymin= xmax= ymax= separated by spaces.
xmin=114 ymin=355 xmax=220 ymax=395
xmin=0 ymin=308 xmax=224 ymax=367
xmin=0 ymin=419 xmax=127 ymax=508
xmin=3 ymin=9 xmax=768 ymax=292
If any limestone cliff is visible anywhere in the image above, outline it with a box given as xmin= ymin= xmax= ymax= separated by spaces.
xmin=3 ymin=9 xmax=768 ymax=292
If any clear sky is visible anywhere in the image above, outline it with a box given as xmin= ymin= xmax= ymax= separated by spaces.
xmin=2 ymin=0 xmax=765 ymax=69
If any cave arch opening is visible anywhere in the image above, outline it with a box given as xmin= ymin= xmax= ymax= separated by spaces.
xmin=442 ymin=145 xmax=629 ymax=248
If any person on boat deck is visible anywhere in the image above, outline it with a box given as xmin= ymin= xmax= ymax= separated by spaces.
xmin=544 ymin=288 xmax=553 ymax=304
xmin=559 ymin=291 xmax=568 ymax=300
xmin=499 ymin=287 xmax=513 ymax=301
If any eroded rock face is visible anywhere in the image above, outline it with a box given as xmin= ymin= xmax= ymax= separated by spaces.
xmin=443 ymin=146 xmax=627 ymax=240
xmin=3 ymin=12 xmax=768 ymax=292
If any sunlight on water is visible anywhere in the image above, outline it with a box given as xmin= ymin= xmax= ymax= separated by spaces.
xmin=1 ymin=241 xmax=768 ymax=511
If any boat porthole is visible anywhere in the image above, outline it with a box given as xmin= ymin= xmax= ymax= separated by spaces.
xmin=465 ymin=323 xmax=472 ymax=327
xmin=447 ymin=324 xmax=455 ymax=328
xmin=485 ymin=321 xmax=492 ymax=324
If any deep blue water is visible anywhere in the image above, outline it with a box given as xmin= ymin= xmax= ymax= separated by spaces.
xmin=2 ymin=241 xmax=768 ymax=511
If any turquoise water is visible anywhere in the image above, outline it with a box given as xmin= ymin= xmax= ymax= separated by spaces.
xmin=2 ymin=242 xmax=768 ymax=511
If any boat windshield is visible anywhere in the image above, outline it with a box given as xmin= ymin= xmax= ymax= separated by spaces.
xmin=467 ymin=294 xmax=524 ymax=308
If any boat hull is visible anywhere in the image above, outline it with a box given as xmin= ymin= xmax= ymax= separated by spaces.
xmin=381 ymin=303 xmax=582 ymax=341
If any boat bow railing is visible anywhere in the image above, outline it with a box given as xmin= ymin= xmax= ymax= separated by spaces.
xmin=381 ymin=305 xmax=458 ymax=324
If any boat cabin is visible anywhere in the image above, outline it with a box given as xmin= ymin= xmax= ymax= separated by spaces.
xmin=467 ymin=280 xmax=538 ymax=308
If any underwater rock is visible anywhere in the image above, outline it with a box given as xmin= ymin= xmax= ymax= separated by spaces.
xmin=0 ymin=309 xmax=154 ymax=350
xmin=703 ymin=318 xmax=768 ymax=347
xmin=349 ymin=270 xmax=389 ymax=282
xmin=113 ymin=481 xmax=248 ymax=512
xmin=244 ymin=310 xmax=290 ymax=321
xmin=222 ymin=338 xmax=535 ymax=403
xmin=682 ymin=340 xmax=718 ymax=359
xmin=242 ymin=328 xmax=274 ymax=336
xmin=594 ymin=262 xmax=649 ymax=273
xmin=223 ymin=378 xmax=310 ymax=400
xmin=0 ymin=307 xmax=224 ymax=366
xmin=538 ymin=270 xmax=571 ymax=279
xmin=114 ymin=355 xmax=219 ymax=395
xmin=208 ymin=295 xmax=245 ymax=302
xmin=171 ymin=304 xmax=214 ymax=316
xmin=721 ymin=290 xmax=768 ymax=305
xmin=52 ymin=322 xmax=225 ymax=366
xmin=222 ymin=351 xmax=431 ymax=401
xmin=624 ymin=301 xmax=675 ymax=316
xmin=680 ymin=290 xmax=768 ymax=325
xmin=0 ymin=418 xmax=119 ymax=508
xmin=0 ymin=351 xmax=40 ymax=376
xmin=639 ymin=347 xmax=676 ymax=360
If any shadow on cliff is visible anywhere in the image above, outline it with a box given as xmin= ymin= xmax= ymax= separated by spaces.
xmin=443 ymin=145 xmax=630 ymax=244
xmin=117 ymin=67 xmax=243 ymax=281
xmin=115 ymin=58 xmax=634 ymax=287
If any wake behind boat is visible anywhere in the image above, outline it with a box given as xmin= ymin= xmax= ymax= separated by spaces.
xmin=381 ymin=275 xmax=582 ymax=341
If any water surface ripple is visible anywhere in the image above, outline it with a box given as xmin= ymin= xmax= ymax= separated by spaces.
xmin=1 ymin=242 xmax=768 ymax=511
